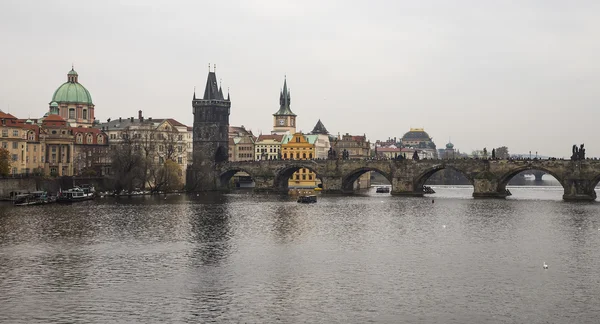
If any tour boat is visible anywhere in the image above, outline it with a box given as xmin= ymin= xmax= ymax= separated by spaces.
xmin=13 ymin=191 xmax=53 ymax=206
xmin=376 ymin=186 xmax=390 ymax=193
xmin=422 ymin=186 xmax=436 ymax=194
xmin=297 ymin=195 xmax=317 ymax=203
xmin=56 ymin=186 xmax=95 ymax=203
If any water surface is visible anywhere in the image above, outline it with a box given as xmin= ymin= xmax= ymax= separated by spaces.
xmin=1 ymin=187 xmax=599 ymax=323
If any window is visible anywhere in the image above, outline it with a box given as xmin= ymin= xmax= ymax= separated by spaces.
xmin=12 ymin=142 xmax=18 ymax=149
xmin=87 ymin=134 xmax=93 ymax=143
xmin=33 ymin=156 xmax=37 ymax=163
xmin=52 ymin=146 xmax=56 ymax=152
xmin=1 ymin=142 xmax=6 ymax=149
xmin=295 ymin=174 xmax=300 ymax=180
xmin=12 ymin=154 xmax=17 ymax=161
xmin=69 ymin=108 xmax=75 ymax=119
xmin=33 ymin=145 xmax=36 ymax=152
xmin=178 ymin=145 xmax=182 ymax=152
xmin=302 ymin=175 xmax=306 ymax=180
xmin=1 ymin=130 xmax=7 ymax=137
xmin=83 ymin=109 xmax=88 ymax=120
xmin=296 ymin=137 xmax=300 ymax=143
xmin=303 ymin=153 xmax=306 ymax=159
xmin=98 ymin=135 xmax=104 ymax=144
xmin=76 ymin=134 xmax=83 ymax=143
xmin=13 ymin=130 xmax=19 ymax=136
xmin=308 ymin=175 xmax=313 ymax=180
xmin=159 ymin=156 xmax=164 ymax=164
xmin=178 ymin=157 xmax=183 ymax=164
xmin=159 ymin=145 xmax=163 ymax=152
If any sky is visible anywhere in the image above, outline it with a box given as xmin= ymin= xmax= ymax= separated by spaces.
xmin=1 ymin=0 xmax=599 ymax=158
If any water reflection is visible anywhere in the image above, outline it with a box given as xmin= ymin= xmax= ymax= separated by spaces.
xmin=0 ymin=189 xmax=599 ymax=323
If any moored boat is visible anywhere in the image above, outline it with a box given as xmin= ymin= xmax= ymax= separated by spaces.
xmin=297 ymin=195 xmax=317 ymax=203
xmin=13 ymin=191 xmax=53 ymax=206
xmin=56 ymin=186 xmax=95 ymax=203
xmin=376 ymin=186 xmax=390 ymax=193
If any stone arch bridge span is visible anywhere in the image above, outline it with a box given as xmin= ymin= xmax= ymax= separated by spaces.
xmin=207 ymin=159 xmax=600 ymax=201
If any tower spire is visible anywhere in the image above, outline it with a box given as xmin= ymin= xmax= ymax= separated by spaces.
xmin=193 ymin=86 xmax=196 ymax=100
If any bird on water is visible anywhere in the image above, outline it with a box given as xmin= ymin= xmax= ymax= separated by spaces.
xmin=543 ymin=262 xmax=549 ymax=269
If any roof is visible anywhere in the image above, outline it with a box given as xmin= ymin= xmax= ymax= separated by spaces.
xmin=273 ymin=78 xmax=296 ymax=116
xmin=229 ymin=126 xmax=252 ymax=137
xmin=257 ymin=134 xmax=284 ymax=142
xmin=98 ymin=117 xmax=188 ymax=131
xmin=311 ymin=119 xmax=329 ymax=135
xmin=42 ymin=114 xmax=67 ymax=126
xmin=203 ymin=71 xmax=224 ymax=100
xmin=402 ymin=128 xmax=431 ymax=140
xmin=0 ymin=111 xmax=17 ymax=119
xmin=51 ymin=68 xmax=93 ymax=105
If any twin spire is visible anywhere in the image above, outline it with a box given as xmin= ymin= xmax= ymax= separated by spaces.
xmin=274 ymin=76 xmax=296 ymax=116
xmin=194 ymin=64 xmax=230 ymax=101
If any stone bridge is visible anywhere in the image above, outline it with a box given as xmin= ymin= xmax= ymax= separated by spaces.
xmin=214 ymin=159 xmax=600 ymax=201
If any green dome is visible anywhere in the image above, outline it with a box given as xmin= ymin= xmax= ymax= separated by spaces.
xmin=446 ymin=142 xmax=454 ymax=149
xmin=68 ymin=69 xmax=78 ymax=76
xmin=50 ymin=101 xmax=58 ymax=107
xmin=52 ymin=81 xmax=93 ymax=105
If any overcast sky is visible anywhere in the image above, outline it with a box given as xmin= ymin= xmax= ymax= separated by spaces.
xmin=1 ymin=0 xmax=599 ymax=157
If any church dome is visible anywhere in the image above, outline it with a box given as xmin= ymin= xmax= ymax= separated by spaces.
xmin=50 ymin=68 xmax=93 ymax=105
xmin=402 ymin=128 xmax=431 ymax=140
xmin=446 ymin=142 xmax=454 ymax=149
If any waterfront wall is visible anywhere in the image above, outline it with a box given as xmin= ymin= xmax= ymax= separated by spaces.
xmin=0 ymin=177 xmax=113 ymax=198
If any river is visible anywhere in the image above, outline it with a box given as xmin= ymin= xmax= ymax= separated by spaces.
xmin=1 ymin=186 xmax=599 ymax=323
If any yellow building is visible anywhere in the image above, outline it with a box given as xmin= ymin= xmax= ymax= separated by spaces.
xmin=0 ymin=112 xmax=28 ymax=175
xmin=281 ymin=133 xmax=319 ymax=188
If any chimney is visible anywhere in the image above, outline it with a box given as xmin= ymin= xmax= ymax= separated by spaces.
xmin=138 ymin=110 xmax=143 ymax=121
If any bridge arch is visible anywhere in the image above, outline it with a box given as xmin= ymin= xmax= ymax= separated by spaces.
xmin=342 ymin=167 xmax=392 ymax=192
xmin=414 ymin=164 xmax=474 ymax=191
xmin=590 ymin=173 xmax=600 ymax=192
xmin=273 ymin=163 xmax=322 ymax=192
xmin=218 ymin=167 xmax=257 ymax=189
xmin=497 ymin=166 xmax=566 ymax=193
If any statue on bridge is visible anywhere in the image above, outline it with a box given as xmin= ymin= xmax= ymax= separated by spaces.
xmin=412 ymin=150 xmax=420 ymax=161
xmin=327 ymin=147 xmax=337 ymax=160
xmin=491 ymin=148 xmax=496 ymax=159
xmin=342 ymin=149 xmax=350 ymax=160
xmin=571 ymin=144 xmax=586 ymax=161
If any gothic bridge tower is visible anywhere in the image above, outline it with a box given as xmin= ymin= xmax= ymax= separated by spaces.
xmin=187 ymin=66 xmax=231 ymax=191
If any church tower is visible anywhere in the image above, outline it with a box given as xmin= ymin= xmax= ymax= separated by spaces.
xmin=187 ymin=66 xmax=231 ymax=191
xmin=271 ymin=77 xmax=297 ymax=135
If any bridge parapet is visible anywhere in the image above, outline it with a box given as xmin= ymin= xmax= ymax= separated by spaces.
xmin=215 ymin=159 xmax=600 ymax=201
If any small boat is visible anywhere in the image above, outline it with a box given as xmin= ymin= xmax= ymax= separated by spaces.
xmin=13 ymin=191 xmax=53 ymax=206
xmin=297 ymin=195 xmax=317 ymax=203
xmin=423 ymin=186 xmax=436 ymax=194
xmin=56 ymin=186 xmax=95 ymax=203
xmin=376 ymin=186 xmax=390 ymax=193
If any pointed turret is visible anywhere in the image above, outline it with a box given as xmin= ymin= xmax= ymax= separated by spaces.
xmin=311 ymin=119 xmax=329 ymax=135
xmin=202 ymin=72 xmax=220 ymax=100
xmin=273 ymin=77 xmax=296 ymax=116
xmin=218 ymin=85 xmax=224 ymax=100
xmin=227 ymin=89 xmax=230 ymax=101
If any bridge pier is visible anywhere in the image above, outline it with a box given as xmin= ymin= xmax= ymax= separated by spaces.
xmin=562 ymin=179 xmax=597 ymax=202
xmin=390 ymin=178 xmax=423 ymax=197
xmin=253 ymin=176 xmax=280 ymax=193
xmin=472 ymin=178 xmax=507 ymax=199
xmin=320 ymin=176 xmax=346 ymax=194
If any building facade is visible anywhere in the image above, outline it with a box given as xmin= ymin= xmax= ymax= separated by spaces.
xmin=310 ymin=119 xmax=331 ymax=159
xmin=228 ymin=126 xmax=255 ymax=162
xmin=400 ymin=128 xmax=437 ymax=158
xmin=255 ymin=134 xmax=284 ymax=160
xmin=99 ymin=112 xmax=190 ymax=184
xmin=281 ymin=132 xmax=318 ymax=188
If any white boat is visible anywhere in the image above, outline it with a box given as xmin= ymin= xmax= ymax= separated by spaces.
xmin=56 ymin=185 xmax=95 ymax=203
